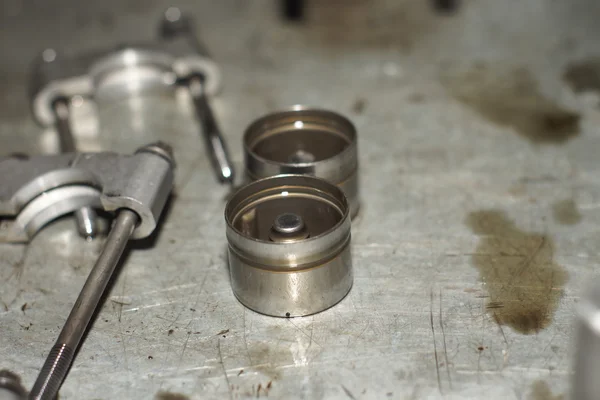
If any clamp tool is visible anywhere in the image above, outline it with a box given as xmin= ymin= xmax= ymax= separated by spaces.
xmin=0 ymin=143 xmax=175 ymax=399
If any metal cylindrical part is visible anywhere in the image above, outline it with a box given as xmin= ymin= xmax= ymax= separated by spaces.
xmin=243 ymin=107 xmax=359 ymax=218
xmin=573 ymin=284 xmax=600 ymax=400
xmin=225 ymin=175 xmax=353 ymax=317
xmin=29 ymin=209 xmax=138 ymax=400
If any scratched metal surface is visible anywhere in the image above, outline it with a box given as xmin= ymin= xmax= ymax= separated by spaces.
xmin=1 ymin=0 xmax=599 ymax=399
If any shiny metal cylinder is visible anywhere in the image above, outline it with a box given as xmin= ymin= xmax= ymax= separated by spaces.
xmin=243 ymin=107 xmax=360 ymax=218
xmin=573 ymin=283 xmax=600 ymax=400
xmin=225 ymin=175 xmax=353 ymax=317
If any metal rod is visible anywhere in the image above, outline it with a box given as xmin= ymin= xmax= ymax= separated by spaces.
xmin=188 ymin=77 xmax=234 ymax=185
xmin=52 ymin=99 xmax=98 ymax=239
xmin=29 ymin=209 xmax=139 ymax=400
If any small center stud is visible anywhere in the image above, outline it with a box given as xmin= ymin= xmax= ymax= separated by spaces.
xmin=270 ymin=213 xmax=309 ymax=242
xmin=273 ymin=213 xmax=305 ymax=234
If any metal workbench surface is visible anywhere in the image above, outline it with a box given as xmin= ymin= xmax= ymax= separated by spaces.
xmin=1 ymin=0 xmax=599 ymax=398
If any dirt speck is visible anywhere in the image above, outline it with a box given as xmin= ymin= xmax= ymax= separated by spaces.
xmin=466 ymin=210 xmax=568 ymax=334
xmin=564 ymin=58 xmax=600 ymax=93
xmin=477 ymin=346 xmax=484 ymax=352
xmin=445 ymin=67 xmax=580 ymax=144
xmin=21 ymin=303 xmax=28 ymax=312
xmin=168 ymin=329 xmax=174 ymax=335
xmin=552 ymin=198 xmax=582 ymax=225
xmin=217 ymin=329 xmax=230 ymax=336
xmin=155 ymin=392 xmax=190 ymax=400
xmin=529 ymin=380 xmax=563 ymax=400
xmin=408 ymin=93 xmax=426 ymax=103
xmin=351 ymin=98 xmax=367 ymax=115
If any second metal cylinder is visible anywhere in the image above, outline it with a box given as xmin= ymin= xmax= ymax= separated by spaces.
xmin=225 ymin=175 xmax=353 ymax=317
xmin=243 ymin=107 xmax=360 ymax=217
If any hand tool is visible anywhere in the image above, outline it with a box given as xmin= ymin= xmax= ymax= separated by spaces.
xmin=0 ymin=143 xmax=175 ymax=399
xmin=30 ymin=8 xmax=233 ymax=185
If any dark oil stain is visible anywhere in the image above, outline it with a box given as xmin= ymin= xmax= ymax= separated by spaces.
xmin=529 ymin=380 xmax=563 ymax=400
xmin=465 ymin=210 xmax=568 ymax=334
xmin=247 ymin=343 xmax=282 ymax=381
xmin=445 ymin=66 xmax=580 ymax=144
xmin=155 ymin=392 xmax=190 ymax=400
xmin=301 ymin=0 xmax=438 ymax=52
xmin=552 ymin=198 xmax=582 ymax=225
xmin=563 ymin=58 xmax=600 ymax=93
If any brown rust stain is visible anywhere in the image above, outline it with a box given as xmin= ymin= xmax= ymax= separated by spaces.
xmin=301 ymin=0 xmax=437 ymax=51
xmin=465 ymin=210 xmax=567 ymax=334
xmin=529 ymin=380 xmax=563 ymax=400
xmin=552 ymin=198 xmax=582 ymax=225
xmin=154 ymin=392 xmax=190 ymax=400
xmin=445 ymin=66 xmax=580 ymax=144
xmin=563 ymin=58 xmax=600 ymax=93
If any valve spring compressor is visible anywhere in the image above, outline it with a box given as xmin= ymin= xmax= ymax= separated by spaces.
xmin=0 ymin=143 xmax=175 ymax=400
xmin=30 ymin=7 xmax=232 ymax=235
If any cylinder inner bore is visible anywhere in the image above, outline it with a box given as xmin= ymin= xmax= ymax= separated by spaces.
xmin=251 ymin=126 xmax=350 ymax=164
xmin=288 ymin=149 xmax=316 ymax=164
xmin=232 ymin=190 xmax=343 ymax=242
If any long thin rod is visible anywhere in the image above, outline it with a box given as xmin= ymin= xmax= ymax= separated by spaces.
xmin=188 ymin=77 xmax=235 ymax=185
xmin=52 ymin=99 xmax=98 ymax=239
xmin=29 ymin=209 xmax=139 ymax=400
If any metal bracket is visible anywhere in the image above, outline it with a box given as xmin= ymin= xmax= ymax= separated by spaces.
xmin=0 ymin=143 xmax=175 ymax=243
xmin=29 ymin=12 xmax=221 ymax=127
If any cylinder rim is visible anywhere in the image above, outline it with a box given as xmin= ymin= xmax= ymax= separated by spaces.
xmin=243 ymin=106 xmax=357 ymax=169
xmin=225 ymin=174 xmax=350 ymax=246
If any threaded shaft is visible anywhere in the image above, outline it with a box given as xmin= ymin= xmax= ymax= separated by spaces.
xmin=29 ymin=344 xmax=74 ymax=400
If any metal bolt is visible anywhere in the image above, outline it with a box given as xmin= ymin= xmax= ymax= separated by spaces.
xmin=29 ymin=209 xmax=139 ymax=400
xmin=160 ymin=7 xmax=193 ymax=38
xmin=188 ymin=76 xmax=235 ymax=185
xmin=53 ymin=98 xmax=98 ymax=240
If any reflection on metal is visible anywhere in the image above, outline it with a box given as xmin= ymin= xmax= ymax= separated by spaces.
xmin=244 ymin=107 xmax=360 ymax=217
xmin=29 ymin=8 xmax=232 ymax=185
xmin=225 ymin=175 xmax=353 ymax=317
xmin=573 ymin=282 xmax=600 ymax=400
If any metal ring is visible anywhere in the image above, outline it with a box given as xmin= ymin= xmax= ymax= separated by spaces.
xmin=0 ymin=370 xmax=27 ymax=399
xmin=225 ymin=174 xmax=353 ymax=317
xmin=243 ymin=106 xmax=360 ymax=218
